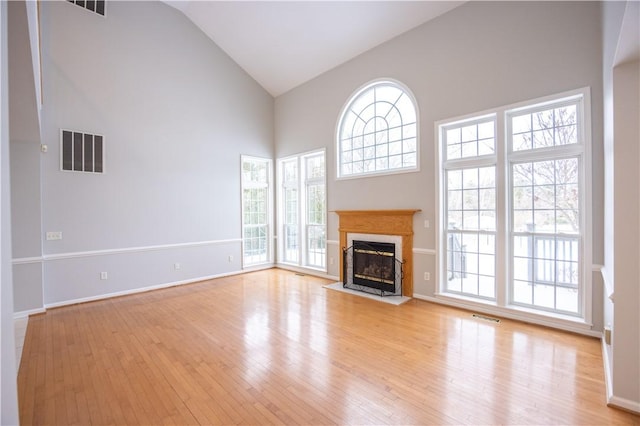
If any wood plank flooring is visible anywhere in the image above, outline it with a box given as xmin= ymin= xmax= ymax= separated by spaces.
xmin=18 ymin=269 xmax=640 ymax=425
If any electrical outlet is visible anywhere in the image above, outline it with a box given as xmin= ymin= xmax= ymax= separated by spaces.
xmin=174 ymin=263 xmax=181 ymax=270
xmin=46 ymin=231 xmax=63 ymax=241
xmin=424 ymin=272 xmax=431 ymax=281
xmin=329 ymin=257 xmax=334 ymax=265
xmin=228 ymin=255 xmax=233 ymax=262
xmin=424 ymin=220 xmax=430 ymax=228
xmin=100 ymin=272 xmax=108 ymax=280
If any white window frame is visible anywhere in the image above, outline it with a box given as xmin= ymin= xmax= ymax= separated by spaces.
xmin=277 ymin=149 xmax=327 ymax=271
xmin=241 ymin=155 xmax=273 ymax=268
xmin=440 ymin=114 xmax=498 ymax=301
xmin=436 ymin=88 xmax=592 ymax=327
xmin=336 ymin=79 xmax=419 ymax=180
xmin=279 ymin=157 xmax=300 ymax=265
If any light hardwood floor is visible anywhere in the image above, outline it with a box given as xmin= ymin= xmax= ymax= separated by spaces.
xmin=18 ymin=269 xmax=640 ymax=425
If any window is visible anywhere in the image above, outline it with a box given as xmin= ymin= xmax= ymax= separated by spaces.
xmin=438 ymin=89 xmax=590 ymax=320
xmin=442 ymin=116 xmax=497 ymax=300
xmin=277 ymin=150 xmax=326 ymax=270
xmin=241 ymin=156 xmax=272 ymax=267
xmin=281 ymin=158 xmax=299 ymax=264
xmin=508 ymin=100 xmax=584 ymax=314
xmin=337 ymin=80 xmax=418 ymax=178
xmin=61 ymin=129 xmax=104 ymax=173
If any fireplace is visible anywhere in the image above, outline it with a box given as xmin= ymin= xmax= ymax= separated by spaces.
xmin=342 ymin=233 xmax=403 ymax=296
xmin=352 ymin=240 xmax=396 ymax=293
xmin=335 ymin=210 xmax=420 ymax=296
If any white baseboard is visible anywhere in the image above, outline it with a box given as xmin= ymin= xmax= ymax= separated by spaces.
xmin=413 ymin=293 xmax=601 ymax=338
xmin=241 ymin=263 xmax=276 ymax=273
xmin=602 ymin=337 xmax=640 ymax=414
xmin=18 ymin=266 xmax=329 ymax=314
xmin=601 ymin=337 xmax=614 ymax=400
xmin=44 ymin=270 xmax=245 ymax=310
xmin=275 ymin=263 xmax=339 ymax=281
xmin=607 ymin=396 xmax=640 ymax=415
xmin=13 ymin=307 xmax=46 ymax=320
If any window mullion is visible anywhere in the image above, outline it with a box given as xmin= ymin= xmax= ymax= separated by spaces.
xmin=439 ymin=88 xmax=589 ymax=321
xmin=495 ymin=112 xmax=508 ymax=307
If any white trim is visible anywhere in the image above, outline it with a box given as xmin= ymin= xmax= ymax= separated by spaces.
xmin=436 ymin=87 xmax=593 ymax=322
xmin=12 ymin=239 xmax=242 ymax=263
xmin=12 ymin=256 xmax=43 ymax=265
xmin=241 ymin=263 xmax=275 ymax=273
xmin=327 ymin=239 xmax=339 ymax=246
xmin=275 ymin=149 xmax=327 ymax=270
xmin=336 ymin=78 xmax=420 ymax=180
xmin=13 ymin=307 xmax=46 ymax=319
xmin=413 ymin=247 xmax=436 ymax=256
xmin=600 ymin=265 xmax=615 ymax=302
xmin=413 ymin=293 xmax=600 ymax=337
xmin=241 ymin=155 xmax=274 ymax=268
xmin=44 ymin=270 xmax=246 ymax=309
xmin=275 ymin=264 xmax=339 ymax=282
xmin=602 ymin=337 xmax=614 ymax=407
xmin=608 ymin=396 xmax=640 ymax=415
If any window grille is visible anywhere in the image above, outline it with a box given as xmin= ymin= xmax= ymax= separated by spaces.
xmin=337 ymin=80 xmax=418 ymax=178
xmin=438 ymin=88 xmax=590 ymax=319
xmin=277 ymin=150 xmax=326 ymax=270
xmin=241 ymin=156 xmax=272 ymax=266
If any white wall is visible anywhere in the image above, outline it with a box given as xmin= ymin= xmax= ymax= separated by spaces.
xmin=601 ymin=0 xmax=640 ymax=412
xmin=11 ymin=0 xmax=274 ymax=311
xmin=275 ymin=1 xmax=604 ymax=329
xmin=1 ymin=0 xmax=20 ymax=422
xmin=9 ymin=0 xmax=43 ymax=316
xmin=611 ymin=58 xmax=640 ymax=412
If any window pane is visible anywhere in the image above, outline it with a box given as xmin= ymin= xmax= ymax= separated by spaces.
xmin=444 ymin=119 xmax=495 ymax=160
xmin=511 ymin=103 xmax=579 ymax=152
xmin=445 ymin=164 xmax=496 ymax=299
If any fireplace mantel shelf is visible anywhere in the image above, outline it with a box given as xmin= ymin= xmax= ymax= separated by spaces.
xmin=334 ymin=209 xmax=421 ymax=297
xmin=333 ymin=209 xmax=421 ymax=216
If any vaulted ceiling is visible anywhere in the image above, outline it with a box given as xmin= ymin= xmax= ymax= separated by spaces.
xmin=163 ymin=1 xmax=465 ymax=97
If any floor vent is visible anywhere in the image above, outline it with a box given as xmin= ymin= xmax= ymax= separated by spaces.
xmin=294 ymin=273 xmax=306 ymax=276
xmin=472 ymin=314 xmax=501 ymax=323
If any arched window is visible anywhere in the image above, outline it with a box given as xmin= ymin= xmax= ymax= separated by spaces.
xmin=337 ymin=80 xmax=418 ymax=178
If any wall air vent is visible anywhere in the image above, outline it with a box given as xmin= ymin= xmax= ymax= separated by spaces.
xmin=61 ymin=130 xmax=104 ymax=174
xmin=67 ymin=0 xmax=106 ymax=17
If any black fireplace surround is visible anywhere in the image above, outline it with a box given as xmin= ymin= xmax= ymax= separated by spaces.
xmin=351 ymin=240 xmax=396 ymax=293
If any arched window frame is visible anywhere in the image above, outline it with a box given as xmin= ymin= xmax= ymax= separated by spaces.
xmin=336 ymin=79 xmax=419 ymax=179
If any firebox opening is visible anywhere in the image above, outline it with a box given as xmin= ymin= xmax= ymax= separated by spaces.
xmin=352 ymin=240 xmax=396 ymax=293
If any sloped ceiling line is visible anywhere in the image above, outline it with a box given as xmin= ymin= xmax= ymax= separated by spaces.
xmin=163 ymin=1 xmax=465 ymax=97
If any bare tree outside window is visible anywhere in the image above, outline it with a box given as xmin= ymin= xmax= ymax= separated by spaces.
xmin=439 ymin=90 xmax=588 ymax=319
